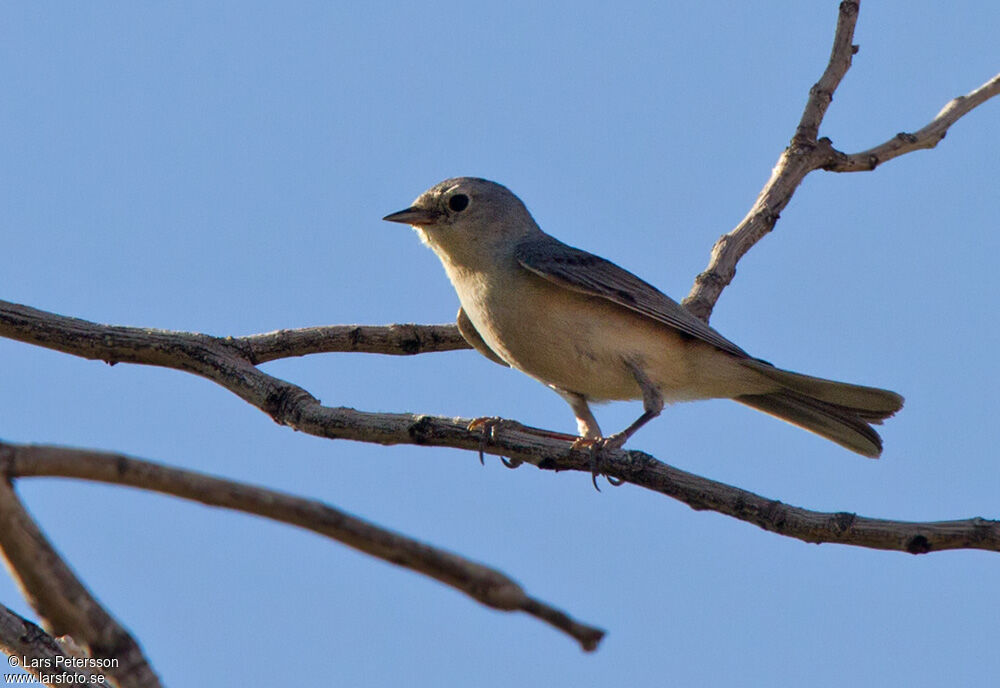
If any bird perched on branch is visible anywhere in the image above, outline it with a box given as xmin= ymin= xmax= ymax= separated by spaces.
xmin=384 ymin=177 xmax=903 ymax=468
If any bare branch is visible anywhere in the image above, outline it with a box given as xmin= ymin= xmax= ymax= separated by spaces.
xmin=2 ymin=301 xmax=997 ymax=556
xmin=682 ymin=2 xmax=999 ymax=321
xmin=234 ymin=323 xmax=468 ymax=363
xmin=0 ymin=300 xmax=466 ymax=368
xmin=0 ymin=605 xmax=102 ymax=685
xmin=794 ymin=0 xmax=860 ymax=146
xmin=825 ymin=71 xmax=1000 ymax=172
xmin=0 ymin=472 xmax=161 ymax=688
xmin=0 ymin=442 xmax=604 ymax=652
xmin=683 ymin=1 xmax=861 ymax=321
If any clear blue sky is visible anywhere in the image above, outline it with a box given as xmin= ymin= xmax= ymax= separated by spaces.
xmin=2 ymin=3 xmax=998 ymax=686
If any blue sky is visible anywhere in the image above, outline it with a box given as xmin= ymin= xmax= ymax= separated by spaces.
xmin=1 ymin=2 xmax=998 ymax=686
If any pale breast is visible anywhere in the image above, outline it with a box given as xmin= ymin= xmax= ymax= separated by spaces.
xmin=449 ymin=266 xmax=649 ymax=399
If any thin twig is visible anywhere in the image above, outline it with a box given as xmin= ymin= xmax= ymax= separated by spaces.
xmin=233 ymin=323 xmax=468 ymax=363
xmin=1 ymin=301 xmax=998 ymax=555
xmin=824 ymin=72 xmax=1000 ymax=172
xmin=0 ymin=472 xmax=162 ymax=688
xmin=794 ymin=0 xmax=860 ymax=146
xmin=0 ymin=442 xmax=604 ymax=652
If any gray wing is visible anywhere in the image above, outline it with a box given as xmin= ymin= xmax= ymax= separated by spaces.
xmin=457 ymin=306 xmax=509 ymax=367
xmin=515 ymin=237 xmax=750 ymax=358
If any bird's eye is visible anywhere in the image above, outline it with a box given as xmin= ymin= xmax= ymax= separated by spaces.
xmin=448 ymin=194 xmax=469 ymax=212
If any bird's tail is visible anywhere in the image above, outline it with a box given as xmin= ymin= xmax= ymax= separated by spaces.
xmin=735 ymin=360 xmax=904 ymax=458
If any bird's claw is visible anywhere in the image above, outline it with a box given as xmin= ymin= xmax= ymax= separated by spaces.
xmin=571 ymin=435 xmax=627 ymax=490
xmin=467 ymin=417 xmax=523 ymax=468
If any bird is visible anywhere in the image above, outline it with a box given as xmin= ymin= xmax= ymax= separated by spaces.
xmin=383 ymin=177 xmax=903 ymax=465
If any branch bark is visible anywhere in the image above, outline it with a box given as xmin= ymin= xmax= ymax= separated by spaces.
xmin=0 ymin=474 xmax=161 ymax=688
xmin=0 ymin=604 xmax=102 ymax=686
xmin=234 ymin=323 xmax=469 ymax=363
xmin=2 ymin=300 xmax=999 ymax=555
xmin=0 ymin=442 xmax=604 ymax=652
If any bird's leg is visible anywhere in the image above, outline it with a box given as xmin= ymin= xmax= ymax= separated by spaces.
xmin=557 ymin=390 xmax=613 ymax=490
xmin=557 ymin=390 xmax=603 ymax=442
xmin=602 ymin=361 xmax=664 ymax=451
xmin=565 ymin=362 xmax=663 ymax=489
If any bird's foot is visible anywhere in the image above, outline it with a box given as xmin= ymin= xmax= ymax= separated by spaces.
xmin=570 ymin=435 xmax=627 ymax=490
xmin=467 ymin=417 xmax=524 ymax=468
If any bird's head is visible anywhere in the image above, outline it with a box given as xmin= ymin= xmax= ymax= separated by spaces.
xmin=383 ymin=177 xmax=540 ymax=267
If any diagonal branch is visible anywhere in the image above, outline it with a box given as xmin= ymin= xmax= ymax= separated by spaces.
xmin=682 ymin=1 xmax=1000 ymax=321
xmin=0 ymin=442 xmax=604 ymax=652
xmin=0 ymin=473 xmax=161 ymax=688
xmin=681 ymin=0 xmax=862 ymax=321
xmin=793 ymin=0 xmax=860 ymax=146
xmin=2 ymin=300 xmax=998 ymax=555
xmin=0 ymin=604 xmax=102 ymax=685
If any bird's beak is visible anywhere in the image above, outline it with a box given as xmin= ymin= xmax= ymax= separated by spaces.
xmin=382 ymin=206 xmax=443 ymax=227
